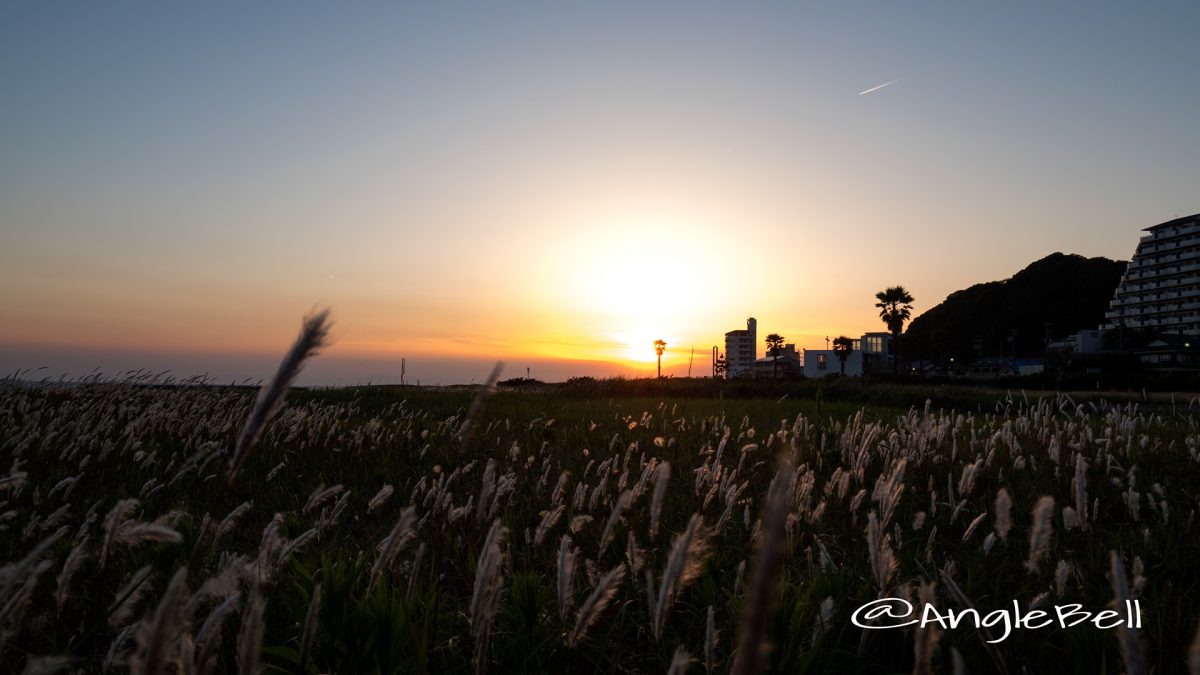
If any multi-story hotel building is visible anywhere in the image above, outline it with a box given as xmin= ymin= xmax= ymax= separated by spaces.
xmin=1103 ymin=213 xmax=1200 ymax=336
xmin=724 ymin=317 xmax=757 ymax=378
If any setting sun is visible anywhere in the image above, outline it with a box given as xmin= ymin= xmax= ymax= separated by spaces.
xmin=540 ymin=214 xmax=737 ymax=367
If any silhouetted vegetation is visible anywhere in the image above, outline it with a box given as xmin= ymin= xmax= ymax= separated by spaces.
xmin=905 ymin=253 xmax=1126 ymax=361
xmin=875 ymin=286 xmax=914 ymax=373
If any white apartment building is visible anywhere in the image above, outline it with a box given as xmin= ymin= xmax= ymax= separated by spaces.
xmin=803 ymin=332 xmax=891 ymax=378
xmin=1103 ymin=213 xmax=1200 ymax=335
xmin=724 ymin=317 xmax=757 ymax=379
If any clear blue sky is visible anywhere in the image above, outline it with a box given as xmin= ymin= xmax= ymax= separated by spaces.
xmin=2 ymin=2 xmax=1198 ymax=384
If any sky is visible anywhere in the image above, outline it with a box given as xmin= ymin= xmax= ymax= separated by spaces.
xmin=2 ymin=2 xmax=1198 ymax=385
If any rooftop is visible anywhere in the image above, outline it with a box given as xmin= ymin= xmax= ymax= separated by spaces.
xmin=1144 ymin=213 xmax=1200 ymax=231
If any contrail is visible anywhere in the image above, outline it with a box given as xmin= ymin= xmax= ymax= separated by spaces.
xmin=858 ymin=78 xmax=901 ymax=95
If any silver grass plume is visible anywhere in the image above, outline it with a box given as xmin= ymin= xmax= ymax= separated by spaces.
xmin=101 ymin=499 xmax=139 ymax=568
xmin=476 ymin=460 xmax=497 ymax=525
xmin=1025 ymin=496 xmax=1055 ymax=572
xmin=212 ymin=501 xmax=253 ymax=554
xmin=303 ymin=483 xmax=344 ymax=514
xmin=599 ymin=490 xmax=633 ymax=554
xmin=533 ymin=505 xmax=565 ymax=548
xmin=129 ymin=567 xmax=188 ymax=675
xmin=114 ymin=523 xmax=183 ymax=548
xmin=104 ymin=624 xmax=136 ymax=673
xmin=913 ymin=580 xmax=941 ymax=675
xmin=730 ymin=459 xmax=793 ymax=675
xmin=194 ymin=592 xmax=240 ymax=674
xmin=962 ymin=512 xmax=987 ymax=542
xmin=704 ymin=605 xmax=717 ymax=673
xmin=994 ymin=489 xmax=1013 ymax=541
xmin=1109 ymin=552 xmax=1147 ymax=675
xmin=568 ymin=563 xmax=627 ymax=647
xmin=236 ymin=586 xmax=266 ymax=675
xmin=367 ymin=485 xmax=394 ymax=513
xmin=625 ymin=532 xmax=643 ymax=574
xmin=650 ymin=462 xmax=670 ymax=540
xmin=299 ymin=583 xmax=321 ymax=674
xmin=369 ymin=505 xmax=417 ymax=594
xmin=666 ymin=645 xmax=694 ymax=675
xmin=55 ymin=534 xmax=90 ymax=615
xmin=557 ymin=535 xmax=577 ymax=622
xmin=109 ymin=566 xmax=155 ymax=630
xmin=866 ymin=511 xmax=898 ymax=594
xmin=229 ymin=308 xmax=332 ymax=482
xmin=470 ymin=519 xmax=506 ymax=675
xmin=654 ymin=513 xmax=710 ymax=642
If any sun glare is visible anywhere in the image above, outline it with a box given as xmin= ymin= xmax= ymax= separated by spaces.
xmin=544 ymin=215 xmax=733 ymax=368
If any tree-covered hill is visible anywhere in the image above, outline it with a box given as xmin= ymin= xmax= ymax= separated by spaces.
xmin=904 ymin=253 xmax=1127 ymax=361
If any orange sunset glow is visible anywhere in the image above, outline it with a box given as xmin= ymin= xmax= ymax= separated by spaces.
xmin=2 ymin=4 xmax=1198 ymax=384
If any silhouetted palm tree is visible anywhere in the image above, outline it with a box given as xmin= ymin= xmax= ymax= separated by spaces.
xmin=875 ymin=286 xmax=914 ymax=374
xmin=765 ymin=333 xmax=785 ymax=378
xmin=654 ymin=340 xmax=667 ymax=378
xmin=832 ymin=335 xmax=854 ymax=375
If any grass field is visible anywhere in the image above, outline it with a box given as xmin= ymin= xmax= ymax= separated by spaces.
xmin=2 ymin=378 xmax=1199 ymax=673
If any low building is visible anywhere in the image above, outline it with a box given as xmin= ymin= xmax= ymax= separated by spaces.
xmin=964 ymin=357 xmax=1044 ymax=378
xmin=803 ymin=332 xmax=891 ymax=378
xmin=1133 ymin=334 xmax=1200 ymax=372
xmin=753 ymin=343 xmax=801 ymax=378
xmin=1048 ymin=329 xmax=1106 ymax=355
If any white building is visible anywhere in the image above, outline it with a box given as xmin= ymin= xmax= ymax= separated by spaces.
xmin=1048 ymin=329 xmax=1105 ymax=355
xmin=724 ymin=317 xmax=757 ymax=379
xmin=1103 ymin=213 xmax=1200 ymax=335
xmin=803 ymin=332 xmax=891 ymax=378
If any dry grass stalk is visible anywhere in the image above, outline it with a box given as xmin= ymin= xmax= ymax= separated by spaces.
xmin=228 ymin=308 xmax=332 ymax=482
xmin=236 ymin=586 xmax=266 ymax=675
xmin=1109 ymin=552 xmax=1147 ymax=675
xmin=654 ymin=513 xmax=709 ymax=642
xmin=369 ymin=505 xmax=417 ymax=594
xmin=470 ymin=519 xmax=506 ymax=675
xmin=730 ymin=459 xmax=793 ymax=675
xmin=299 ymin=583 xmax=321 ymax=673
xmin=130 ymin=567 xmax=188 ymax=675
xmin=457 ymin=362 xmax=504 ymax=455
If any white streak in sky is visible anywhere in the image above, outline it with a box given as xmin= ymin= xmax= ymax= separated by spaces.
xmin=858 ymin=79 xmax=901 ymax=96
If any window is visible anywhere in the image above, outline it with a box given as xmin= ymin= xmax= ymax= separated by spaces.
xmin=817 ymin=354 xmax=826 ymax=369
xmin=864 ymin=336 xmax=884 ymax=353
